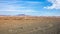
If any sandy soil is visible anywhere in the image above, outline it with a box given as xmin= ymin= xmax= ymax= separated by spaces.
xmin=0 ymin=16 xmax=60 ymax=34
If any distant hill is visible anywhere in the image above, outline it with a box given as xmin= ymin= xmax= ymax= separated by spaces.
xmin=0 ymin=15 xmax=10 ymax=16
xmin=0 ymin=14 xmax=27 ymax=16
xmin=0 ymin=14 xmax=60 ymax=18
xmin=16 ymin=14 xmax=26 ymax=16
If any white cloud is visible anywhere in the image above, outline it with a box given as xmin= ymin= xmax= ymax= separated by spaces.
xmin=44 ymin=0 xmax=60 ymax=9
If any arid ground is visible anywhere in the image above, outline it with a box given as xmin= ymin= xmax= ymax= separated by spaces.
xmin=0 ymin=16 xmax=60 ymax=34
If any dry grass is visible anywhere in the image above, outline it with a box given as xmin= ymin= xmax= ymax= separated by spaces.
xmin=0 ymin=16 xmax=60 ymax=34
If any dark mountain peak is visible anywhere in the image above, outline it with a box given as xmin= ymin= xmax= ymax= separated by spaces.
xmin=17 ymin=14 xmax=27 ymax=16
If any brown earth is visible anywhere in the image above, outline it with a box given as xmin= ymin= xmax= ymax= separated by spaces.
xmin=0 ymin=16 xmax=60 ymax=34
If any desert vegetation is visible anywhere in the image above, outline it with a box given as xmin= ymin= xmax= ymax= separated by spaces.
xmin=0 ymin=16 xmax=60 ymax=34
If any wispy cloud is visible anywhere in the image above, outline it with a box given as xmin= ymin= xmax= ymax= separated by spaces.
xmin=44 ymin=0 xmax=60 ymax=9
xmin=0 ymin=1 xmax=41 ymax=12
xmin=0 ymin=0 xmax=60 ymax=16
xmin=0 ymin=0 xmax=40 ymax=15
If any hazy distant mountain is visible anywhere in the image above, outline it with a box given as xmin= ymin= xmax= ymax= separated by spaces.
xmin=16 ymin=14 xmax=29 ymax=16
xmin=0 ymin=15 xmax=10 ymax=16
xmin=17 ymin=14 xmax=25 ymax=16
xmin=0 ymin=14 xmax=27 ymax=16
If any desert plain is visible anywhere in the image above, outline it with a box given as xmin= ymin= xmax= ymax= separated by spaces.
xmin=0 ymin=16 xmax=60 ymax=34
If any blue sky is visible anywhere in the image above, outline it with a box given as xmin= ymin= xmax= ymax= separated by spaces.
xmin=0 ymin=0 xmax=60 ymax=16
